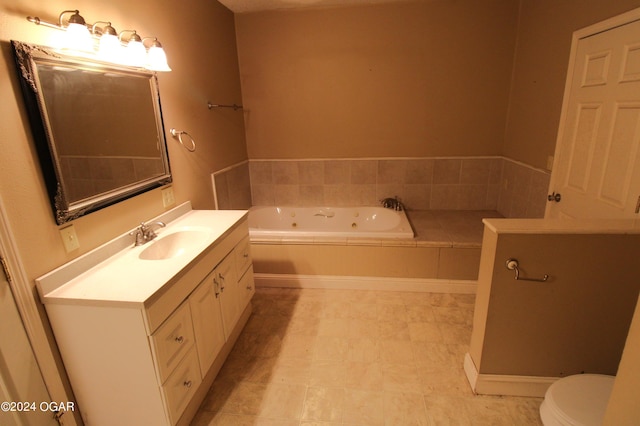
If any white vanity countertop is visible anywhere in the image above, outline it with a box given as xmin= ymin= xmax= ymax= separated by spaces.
xmin=37 ymin=206 xmax=247 ymax=308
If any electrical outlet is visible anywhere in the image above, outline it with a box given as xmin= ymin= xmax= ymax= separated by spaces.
xmin=60 ymin=225 xmax=80 ymax=253
xmin=162 ymin=186 xmax=175 ymax=207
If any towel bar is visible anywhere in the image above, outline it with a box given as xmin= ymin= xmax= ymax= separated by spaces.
xmin=505 ymin=258 xmax=549 ymax=282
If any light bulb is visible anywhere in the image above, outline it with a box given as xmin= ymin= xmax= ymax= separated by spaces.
xmin=98 ymin=33 xmax=121 ymax=62
xmin=64 ymin=21 xmax=93 ymax=52
xmin=147 ymin=41 xmax=171 ymax=72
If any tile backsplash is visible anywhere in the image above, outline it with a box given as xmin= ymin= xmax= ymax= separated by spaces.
xmin=214 ymin=157 xmax=550 ymax=218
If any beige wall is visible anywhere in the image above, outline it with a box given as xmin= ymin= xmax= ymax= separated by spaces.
xmin=0 ymin=0 xmax=246 ymax=406
xmin=470 ymin=221 xmax=640 ymax=379
xmin=235 ymin=0 xmax=519 ymax=159
xmin=504 ymin=0 xmax=640 ymax=169
xmin=236 ymin=0 xmax=640 ymax=169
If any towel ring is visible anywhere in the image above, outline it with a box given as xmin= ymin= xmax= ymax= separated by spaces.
xmin=169 ymin=128 xmax=196 ymax=152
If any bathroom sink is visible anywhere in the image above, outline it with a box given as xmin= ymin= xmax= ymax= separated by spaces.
xmin=138 ymin=229 xmax=210 ymax=260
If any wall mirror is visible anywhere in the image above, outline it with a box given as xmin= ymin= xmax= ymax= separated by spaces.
xmin=11 ymin=40 xmax=172 ymax=225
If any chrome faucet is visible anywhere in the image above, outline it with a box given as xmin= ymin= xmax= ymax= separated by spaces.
xmin=380 ymin=196 xmax=404 ymax=211
xmin=130 ymin=221 xmax=166 ymax=246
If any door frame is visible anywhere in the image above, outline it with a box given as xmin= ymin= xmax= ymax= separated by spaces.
xmin=546 ymin=6 xmax=640 ymax=218
xmin=0 ymin=195 xmax=79 ymax=426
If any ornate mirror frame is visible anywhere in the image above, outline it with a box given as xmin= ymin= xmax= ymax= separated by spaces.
xmin=11 ymin=40 xmax=172 ymax=225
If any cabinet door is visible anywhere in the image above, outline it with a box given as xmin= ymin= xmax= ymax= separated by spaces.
xmin=216 ymin=254 xmax=239 ymax=338
xmin=189 ymin=275 xmax=226 ymax=378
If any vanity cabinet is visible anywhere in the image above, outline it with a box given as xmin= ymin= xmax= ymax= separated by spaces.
xmin=38 ymin=209 xmax=254 ymax=426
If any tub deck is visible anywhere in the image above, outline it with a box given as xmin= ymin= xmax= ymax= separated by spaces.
xmin=409 ymin=210 xmax=503 ymax=247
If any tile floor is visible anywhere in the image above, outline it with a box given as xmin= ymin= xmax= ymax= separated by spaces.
xmin=192 ymin=287 xmax=543 ymax=425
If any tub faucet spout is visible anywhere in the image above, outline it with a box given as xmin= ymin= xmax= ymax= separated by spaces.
xmin=381 ymin=197 xmax=404 ymax=211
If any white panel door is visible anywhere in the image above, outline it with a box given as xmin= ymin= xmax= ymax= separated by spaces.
xmin=547 ymin=18 xmax=640 ymax=219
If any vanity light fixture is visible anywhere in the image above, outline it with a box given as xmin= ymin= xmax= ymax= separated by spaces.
xmin=26 ymin=10 xmax=171 ymax=72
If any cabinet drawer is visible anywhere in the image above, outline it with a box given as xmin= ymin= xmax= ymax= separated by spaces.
xmin=150 ymin=302 xmax=195 ymax=384
xmin=161 ymin=348 xmax=201 ymax=425
xmin=234 ymin=236 xmax=252 ymax=277
xmin=238 ymin=265 xmax=255 ymax=307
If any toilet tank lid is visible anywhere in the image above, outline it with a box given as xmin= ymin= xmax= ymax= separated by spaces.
xmin=546 ymin=374 xmax=615 ymax=426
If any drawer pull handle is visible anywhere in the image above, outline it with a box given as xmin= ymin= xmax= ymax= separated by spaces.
xmin=243 ymin=253 xmax=249 ymax=258
xmin=183 ymin=380 xmax=192 ymax=388
xmin=175 ymin=336 xmax=185 ymax=344
xmin=246 ymin=285 xmax=253 ymax=290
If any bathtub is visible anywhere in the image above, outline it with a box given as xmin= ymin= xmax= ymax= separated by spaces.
xmin=248 ymin=206 xmax=414 ymax=239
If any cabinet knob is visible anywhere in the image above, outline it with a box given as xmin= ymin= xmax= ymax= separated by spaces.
xmin=183 ymin=380 xmax=192 ymax=388
xmin=175 ymin=336 xmax=184 ymax=344
xmin=243 ymin=252 xmax=249 ymax=258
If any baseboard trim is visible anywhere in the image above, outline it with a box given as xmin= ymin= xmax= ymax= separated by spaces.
xmin=254 ymin=273 xmax=477 ymax=294
xmin=464 ymin=353 xmax=555 ymax=397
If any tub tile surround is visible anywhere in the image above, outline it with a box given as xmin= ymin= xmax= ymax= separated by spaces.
xmin=192 ymin=287 xmax=543 ymax=425
xmin=213 ymin=161 xmax=252 ymax=210
xmin=248 ymin=157 xmax=550 ymax=218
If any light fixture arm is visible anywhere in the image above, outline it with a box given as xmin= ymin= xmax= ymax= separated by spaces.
xmin=27 ymin=15 xmax=63 ymax=30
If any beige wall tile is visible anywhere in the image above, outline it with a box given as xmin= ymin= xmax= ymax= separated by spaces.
xmin=433 ymin=159 xmax=462 ymax=184
xmin=405 ymin=159 xmax=434 ymax=184
xmin=250 ymin=161 xmax=273 ymax=184
xmin=299 ymin=161 xmax=324 ymax=184
xmin=324 ymin=160 xmax=350 ymax=184
xmin=377 ymin=159 xmax=406 ymax=184
xmin=350 ymin=160 xmax=377 ymax=184
xmin=272 ymin=161 xmax=299 ymax=184
xmin=460 ymin=158 xmax=492 ymax=184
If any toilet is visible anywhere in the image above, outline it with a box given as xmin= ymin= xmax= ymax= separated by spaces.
xmin=540 ymin=374 xmax=615 ymax=426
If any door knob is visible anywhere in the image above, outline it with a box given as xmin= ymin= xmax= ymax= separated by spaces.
xmin=547 ymin=192 xmax=561 ymax=202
